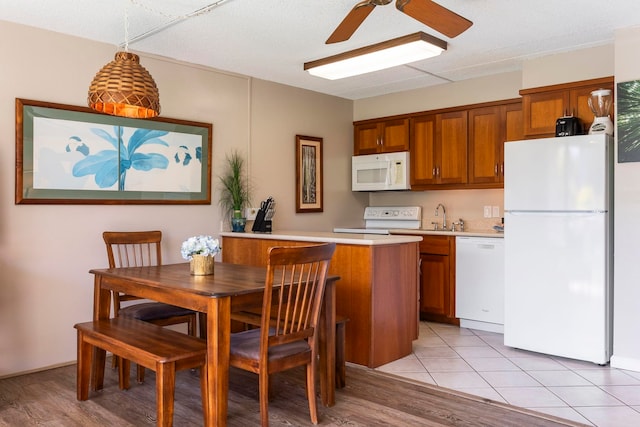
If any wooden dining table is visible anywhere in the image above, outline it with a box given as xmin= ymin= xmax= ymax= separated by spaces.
xmin=89 ymin=262 xmax=338 ymax=427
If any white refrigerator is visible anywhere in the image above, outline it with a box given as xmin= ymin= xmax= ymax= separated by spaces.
xmin=503 ymin=134 xmax=613 ymax=365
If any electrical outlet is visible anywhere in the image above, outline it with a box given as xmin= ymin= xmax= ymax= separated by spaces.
xmin=492 ymin=206 xmax=500 ymax=217
xmin=245 ymin=207 xmax=259 ymax=221
xmin=483 ymin=206 xmax=491 ymax=218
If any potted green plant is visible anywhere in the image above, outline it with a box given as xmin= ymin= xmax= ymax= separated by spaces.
xmin=219 ymin=150 xmax=251 ymax=232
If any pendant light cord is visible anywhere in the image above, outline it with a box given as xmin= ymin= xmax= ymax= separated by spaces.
xmin=124 ymin=0 xmax=130 ymax=52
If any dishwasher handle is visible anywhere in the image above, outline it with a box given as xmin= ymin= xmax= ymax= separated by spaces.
xmin=456 ymin=236 xmax=504 ymax=251
xmin=478 ymin=243 xmax=497 ymax=250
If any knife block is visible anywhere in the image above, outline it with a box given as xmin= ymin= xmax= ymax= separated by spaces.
xmin=251 ymin=209 xmax=271 ymax=233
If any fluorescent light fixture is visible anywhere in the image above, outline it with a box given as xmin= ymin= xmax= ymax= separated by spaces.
xmin=304 ymin=32 xmax=447 ymax=80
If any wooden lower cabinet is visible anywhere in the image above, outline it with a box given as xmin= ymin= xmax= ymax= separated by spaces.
xmin=415 ymin=235 xmax=458 ymax=325
xmin=222 ymin=236 xmax=419 ymax=368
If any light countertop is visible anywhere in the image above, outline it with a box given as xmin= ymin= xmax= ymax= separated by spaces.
xmin=220 ymin=230 xmax=423 ymax=246
xmin=390 ymin=229 xmax=504 ymax=238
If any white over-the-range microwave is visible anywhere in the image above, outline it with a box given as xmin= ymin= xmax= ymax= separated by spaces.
xmin=352 ymin=151 xmax=410 ymax=191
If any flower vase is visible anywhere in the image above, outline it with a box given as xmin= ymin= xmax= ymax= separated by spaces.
xmin=231 ymin=210 xmax=246 ymax=232
xmin=190 ymin=254 xmax=215 ymax=275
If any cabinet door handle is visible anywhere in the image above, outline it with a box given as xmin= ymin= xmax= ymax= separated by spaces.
xmin=494 ymin=164 xmax=499 ymax=176
xmin=436 ymin=166 xmax=440 ymax=177
xmin=432 ymin=168 xmax=436 ymax=177
xmin=500 ymin=163 xmax=504 ymax=175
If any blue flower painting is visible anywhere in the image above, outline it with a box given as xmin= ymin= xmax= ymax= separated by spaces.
xmin=32 ymin=117 xmax=203 ymax=193
xmin=73 ymin=127 xmax=170 ymax=190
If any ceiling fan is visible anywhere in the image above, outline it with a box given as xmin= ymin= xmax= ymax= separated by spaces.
xmin=326 ymin=0 xmax=472 ymax=44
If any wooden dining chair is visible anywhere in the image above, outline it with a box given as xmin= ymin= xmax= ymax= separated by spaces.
xmin=103 ymin=230 xmax=198 ymax=383
xmin=229 ymin=242 xmax=336 ymax=426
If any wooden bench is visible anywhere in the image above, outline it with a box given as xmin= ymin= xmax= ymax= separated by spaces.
xmin=231 ymin=309 xmax=349 ymax=388
xmin=74 ymin=317 xmax=207 ymax=427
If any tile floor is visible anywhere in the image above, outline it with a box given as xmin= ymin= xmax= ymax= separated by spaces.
xmin=374 ymin=321 xmax=640 ymax=427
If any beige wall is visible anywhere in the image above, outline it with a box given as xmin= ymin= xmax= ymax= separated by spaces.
xmin=521 ymin=44 xmax=614 ymax=89
xmin=611 ymin=27 xmax=640 ymax=372
xmin=248 ymin=79 xmax=367 ymax=231
xmin=353 ymin=71 xmax=523 ymax=121
xmin=0 ymin=21 xmax=358 ymax=377
xmin=354 ymin=43 xmax=614 ymax=123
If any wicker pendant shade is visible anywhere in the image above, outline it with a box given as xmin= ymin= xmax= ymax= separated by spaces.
xmin=88 ymin=51 xmax=160 ymax=118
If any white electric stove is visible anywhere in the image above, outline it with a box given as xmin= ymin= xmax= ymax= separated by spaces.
xmin=333 ymin=206 xmax=422 ymax=235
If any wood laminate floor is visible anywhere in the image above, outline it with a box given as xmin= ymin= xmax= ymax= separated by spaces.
xmin=0 ymin=356 xmax=584 ymax=426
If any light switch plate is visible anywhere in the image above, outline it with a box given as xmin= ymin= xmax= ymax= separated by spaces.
xmin=492 ymin=206 xmax=500 ymax=217
xmin=245 ymin=207 xmax=259 ymax=220
xmin=483 ymin=206 xmax=491 ymax=218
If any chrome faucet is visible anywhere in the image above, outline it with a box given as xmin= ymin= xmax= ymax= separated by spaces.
xmin=435 ymin=203 xmax=446 ymax=230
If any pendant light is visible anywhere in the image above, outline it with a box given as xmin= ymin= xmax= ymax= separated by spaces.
xmin=87 ymin=1 xmax=160 ymax=118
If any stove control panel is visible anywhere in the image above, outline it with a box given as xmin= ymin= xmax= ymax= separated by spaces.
xmin=364 ymin=206 xmax=421 ymax=221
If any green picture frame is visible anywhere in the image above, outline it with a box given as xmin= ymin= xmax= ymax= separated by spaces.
xmin=617 ymin=80 xmax=640 ymax=163
xmin=15 ymin=98 xmax=212 ymax=204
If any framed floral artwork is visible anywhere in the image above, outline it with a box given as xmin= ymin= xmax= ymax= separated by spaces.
xmin=15 ymin=98 xmax=212 ymax=204
xmin=295 ymin=135 xmax=323 ymax=213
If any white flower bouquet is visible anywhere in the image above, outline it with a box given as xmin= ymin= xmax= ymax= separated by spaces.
xmin=180 ymin=235 xmax=221 ymax=260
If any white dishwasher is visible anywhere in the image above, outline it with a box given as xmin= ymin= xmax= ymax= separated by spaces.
xmin=455 ymin=236 xmax=504 ymax=333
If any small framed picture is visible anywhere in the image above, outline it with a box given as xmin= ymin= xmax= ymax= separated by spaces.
xmin=295 ymin=135 xmax=323 ymax=213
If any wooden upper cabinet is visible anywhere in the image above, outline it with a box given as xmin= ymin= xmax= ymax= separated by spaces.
xmin=521 ymin=90 xmax=568 ymax=136
xmin=354 ymin=118 xmax=409 ymax=155
xmin=521 ymin=76 xmax=613 ymax=137
xmin=505 ymin=102 xmax=525 ymax=142
xmin=410 ymin=114 xmax=437 ymax=185
xmin=468 ymin=102 xmax=523 ymax=185
xmin=353 ymin=122 xmax=380 ymax=154
xmin=411 ymin=111 xmax=467 ymax=186
xmin=438 ymin=111 xmax=468 ymax=185
xmin=468 ymin=106 xmax=502 ymax=185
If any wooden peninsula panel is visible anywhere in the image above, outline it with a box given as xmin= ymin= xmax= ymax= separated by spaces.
xmin=221 ymin=235 xmax=419 ymax=368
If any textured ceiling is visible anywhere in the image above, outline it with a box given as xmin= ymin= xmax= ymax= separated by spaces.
xmin=1 ymin=0 xmax=639 ymax=100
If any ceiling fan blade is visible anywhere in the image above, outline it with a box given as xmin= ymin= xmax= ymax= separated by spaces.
xmin=396 ymin=0 xmax=472 ymax=38
xmin=326 ymin=2 xmax=376 ymax=44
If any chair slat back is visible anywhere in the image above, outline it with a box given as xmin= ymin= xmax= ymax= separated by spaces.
xmin=103 ymin=231 xmax=162 ymax=268
xmin=102 ymin=231 xmax=162 ymax=308
xmin=261 ymin=243 xmax=336 ymax=350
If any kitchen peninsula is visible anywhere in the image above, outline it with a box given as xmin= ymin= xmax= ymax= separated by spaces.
xmin=220 ymin=231 xmax=422 ymax=368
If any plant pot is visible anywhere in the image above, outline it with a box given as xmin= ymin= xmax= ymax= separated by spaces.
xmin=190 ymin=255 xmax=215 ymax=275
xmin=231 ymin=217 xmax=247 ymax=232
